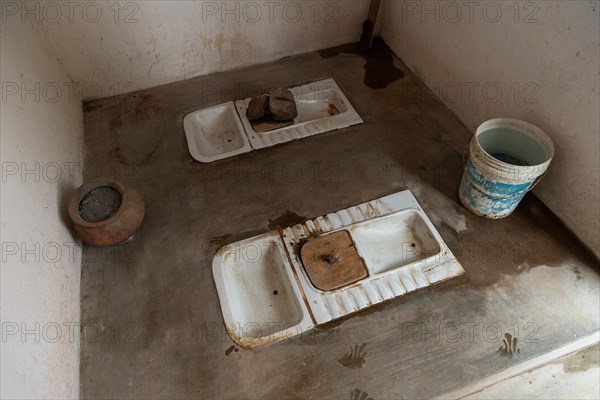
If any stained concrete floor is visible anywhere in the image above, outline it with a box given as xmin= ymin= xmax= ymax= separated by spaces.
xmin=464 ymin=344 xmax=600 ymax=399
xmin=80 ymin=40 xmax=600 ymax=399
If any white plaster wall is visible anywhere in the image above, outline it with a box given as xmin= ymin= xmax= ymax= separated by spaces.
xmin=381 ymin=0 xmax=600 ymax=257
xmin=28 ymin=0 xmax=371 ymax=100
xmin=0 ymin=17 xmax=83 ymax=399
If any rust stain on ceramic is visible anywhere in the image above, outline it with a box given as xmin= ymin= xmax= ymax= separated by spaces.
xmin=328 ymin=104 xmax=340 ymax=115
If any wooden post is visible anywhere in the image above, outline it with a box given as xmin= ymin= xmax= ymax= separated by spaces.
xmin=360 ymin=0 xmax=382 ymax=52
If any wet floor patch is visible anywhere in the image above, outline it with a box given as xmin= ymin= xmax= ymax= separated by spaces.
xmin=319 ymin=38 xmax=404 ymax=89
xmin=268 ymin=210 xmax=307 ymax=230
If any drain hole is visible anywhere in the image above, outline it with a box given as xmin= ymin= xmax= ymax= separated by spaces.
xmin=411 ymin=243 xmax=416 ymax=248
xmin=273 ymin=290 xmax=278 ymax=295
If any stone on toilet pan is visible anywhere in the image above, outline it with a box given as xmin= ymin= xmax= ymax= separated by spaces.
xmin=246 ymin=94 xmax=269 ymax=120
xmin=269 ymin=88 xmax=298 ymax=121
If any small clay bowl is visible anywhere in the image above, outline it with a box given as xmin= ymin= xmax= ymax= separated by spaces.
xmin=68 ymin=178 xmax=144 ymax=246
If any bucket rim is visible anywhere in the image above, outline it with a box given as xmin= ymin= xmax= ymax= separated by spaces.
xmin=474 ymin=118 xmax=555 ymax=169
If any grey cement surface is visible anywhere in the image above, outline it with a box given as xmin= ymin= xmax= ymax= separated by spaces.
xmin=463 ymin=344 xmax=600 ymax=399
xmin=80 ymin=42 xmax=600 ymax=399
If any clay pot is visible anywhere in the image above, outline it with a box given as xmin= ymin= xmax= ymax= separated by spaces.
xmin=68 ymin=178 xmax=144 ymax=246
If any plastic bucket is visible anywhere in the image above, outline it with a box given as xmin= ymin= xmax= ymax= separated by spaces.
xmin=459 ymin=118 xmax=554 ymax=219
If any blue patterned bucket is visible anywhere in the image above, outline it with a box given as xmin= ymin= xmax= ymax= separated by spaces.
xmin=459 ymin=119 xmax=554 ymax=219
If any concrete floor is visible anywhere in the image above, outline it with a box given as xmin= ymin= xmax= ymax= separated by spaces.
xmin=464 ymin=344 xmax=600 ymax=399
xmin=80 ymin=41 xmax=600 ymax=399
